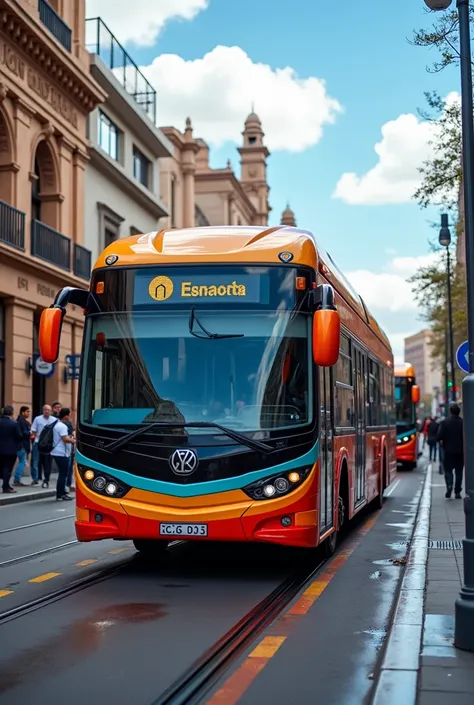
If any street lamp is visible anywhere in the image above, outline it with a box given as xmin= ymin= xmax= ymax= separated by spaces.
xmin=424 ymin=0 xmax=474 ymax=652
xmin=439 ymin=213 xmax=456 ymax=402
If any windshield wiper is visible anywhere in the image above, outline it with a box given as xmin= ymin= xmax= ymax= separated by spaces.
xmin=105 ymin=421 xmax=273 ymax=455
xmin=189 ymin=307 xmax=244 ymax=339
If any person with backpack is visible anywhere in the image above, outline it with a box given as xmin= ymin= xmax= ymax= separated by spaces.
xmin=50 ymin=408 xmax=75 ymax=501
xmin=0 ymin=406 xmax=23 ymax=494
xmin=30 ymin=405 xmax=56 ymax=488
xmin=438 ymin=403 xmax=464 ymax=499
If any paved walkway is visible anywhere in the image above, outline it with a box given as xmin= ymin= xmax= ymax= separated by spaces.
xmin=418 ymin=460 xmax=474 ymax=705
xmin=0 ymin=466 xmax=58 ymax=506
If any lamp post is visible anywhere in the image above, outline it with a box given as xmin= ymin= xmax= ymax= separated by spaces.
xmin=439 ymin=214 xmax=456 ymax=401
xmin=424 ymin=0 xmax=474 ymax=652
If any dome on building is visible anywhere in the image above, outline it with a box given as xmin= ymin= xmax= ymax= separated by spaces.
xmin=244 ymin=111 xmax=262 ymax=130
xmin=281 ymin=204 xmax=296 ymax=227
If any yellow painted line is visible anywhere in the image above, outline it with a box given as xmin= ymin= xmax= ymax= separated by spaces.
xmin=28 ymin=572 xmax=61 ymax=583
xmin=108 ymin=548 xmax=129 ymax=554
xmin=0 ymin=589 xmax=13 ymax=598
xmin=248 ymin=636 xmax=286 ymax=659
xmin=76 ymin=559 xmax=98 ymax=567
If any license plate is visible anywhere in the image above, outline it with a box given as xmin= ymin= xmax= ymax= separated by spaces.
xmin=159 ymin=523 xmax=208 ymax=537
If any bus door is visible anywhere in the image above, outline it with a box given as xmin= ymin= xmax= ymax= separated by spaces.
xmin=353 ymin=347 xmax=366 ymax=504
xmin=319 ymin=367 xmax=334 ymax=531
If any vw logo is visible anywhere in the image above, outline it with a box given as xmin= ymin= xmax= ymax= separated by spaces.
xmin=169 ymin=449 xmax=199 ymax=476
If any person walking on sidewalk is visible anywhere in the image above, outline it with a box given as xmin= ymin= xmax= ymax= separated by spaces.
xmin=50 ymin=408 xmax=75 ymax=501
xmin=14 ymin=406 xmax=31 ymax=486
xmin=427 ymin=416 xmax=440 ymax=461
xmin=30 ymin=405 xmax=55 ymax=487
xmin=0 ymin=406 xmax=23 ymax=494
xmin=438 ymin=416 xmax=445 ymax=474
xmin=438 ymin=403 xmax=464 ymax=499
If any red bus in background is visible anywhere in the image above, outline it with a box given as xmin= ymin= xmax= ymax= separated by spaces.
xmin=395 ymin=363 xmax=420 ymax=469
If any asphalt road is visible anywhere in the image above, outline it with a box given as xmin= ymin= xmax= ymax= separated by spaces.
xmin=0 ymin=463 xmax=426 ymax=705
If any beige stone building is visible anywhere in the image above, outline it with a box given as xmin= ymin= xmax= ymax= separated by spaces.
xmin=404 ymin=329 xmax=443 ymax=401
xmin=159 ymin=111 xmax=271 ymax=229
xmin=0 ymin=0 xmax=104 ymax=415
xmin=83 ymin=17 xmax=172 ymax=266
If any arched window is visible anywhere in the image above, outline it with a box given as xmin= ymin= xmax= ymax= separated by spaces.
xmin=31 ymin=158 xmax=41 ymax=221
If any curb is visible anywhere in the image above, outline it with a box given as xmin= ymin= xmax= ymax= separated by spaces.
xmin=0 ymin=489 xmax=56 ymax=506
xmin=371 ymin=463 xmax=432 ymax=705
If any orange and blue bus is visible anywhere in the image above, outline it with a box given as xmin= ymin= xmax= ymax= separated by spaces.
xmin=39 ymin=225 xmax=396 ymax=557
xmin=395 ymin=363 xmax=420 ymax=469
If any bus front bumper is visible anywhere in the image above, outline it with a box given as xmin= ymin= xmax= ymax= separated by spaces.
xmin=75 ymin=472 xmax=319 ymax=549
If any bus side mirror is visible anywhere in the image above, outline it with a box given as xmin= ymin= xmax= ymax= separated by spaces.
xmin=313 ymin=309 xmax=340 ymax=367
xmin=39 ymin=307 xmax=65 ymax=364
xmin=411 ymin=385 xmax=420 ymax=404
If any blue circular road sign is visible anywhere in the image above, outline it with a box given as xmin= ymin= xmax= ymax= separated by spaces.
xmin=456 ymin=340 xmax=470 ymax=374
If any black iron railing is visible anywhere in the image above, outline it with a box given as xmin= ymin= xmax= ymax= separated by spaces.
xmin=31 ymin=220 xmax=71 ymax=270
xmin=38 ymin=0 xmax=72 ymax=52
xmin=74 ymin=243 xmax=92 ymax=280
xmin=85 ymin=17 xmax=156 ymax=123
xmin=0 ymin=200 xmax=25 ymax=250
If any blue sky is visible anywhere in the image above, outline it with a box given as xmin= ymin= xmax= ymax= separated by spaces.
xmin=87 ymin=0 xmax=459 ymax=356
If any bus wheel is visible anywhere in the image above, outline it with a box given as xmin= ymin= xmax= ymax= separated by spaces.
xmin=324 ymin=495 xmax=345 ymax=558
xmin=133 ymin=539 xmax=168 ymax=557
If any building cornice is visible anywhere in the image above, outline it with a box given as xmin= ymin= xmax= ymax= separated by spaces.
xmin=0 ymin=0 xmax=105 ymax=113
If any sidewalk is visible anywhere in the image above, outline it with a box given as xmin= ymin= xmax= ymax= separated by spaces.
xmin=372 ymin=458 xmax=474 ymax=705
xmin=0 ymin=468 xmax=57 ymax=506
xmin=418 ymin=460 xmax=474 ymax=704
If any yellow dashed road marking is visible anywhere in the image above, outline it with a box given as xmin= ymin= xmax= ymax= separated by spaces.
xmin=108 ymin=548 xmax=129 ymax=554
xmin=0 ymin=589 xmax=13 ymax=598
xmin=248 ymin=636 xmax=286 ymax=659
xmin=76 ymin=559 xmax=98 ymax=567
xmin=28 ymin=572 xmax=61 ymax=583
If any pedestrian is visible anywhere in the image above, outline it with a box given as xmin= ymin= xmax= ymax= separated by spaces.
xmin=51 ymin=401 xmax=62 ymax=419
xmin=30 ymin=404 xmax=56 ymax=488
xmin=0 ymin=405 xmax=23 ymax=494
xmin=438 ymin=416 xmax=445 ymax=474
xmin=438 ymin=402 xmax=464 ymax=499
xmin=50 ymin=408 xmax=75 ymax=501
xmin=65 ymin=412 xmax=75 ymax=493
xmin=427 ymin=416 xmax=440 ymax=462
xmin=14 ymin=406 xmax=31 ymax=486
xmin=422 ymin=417 xmax=429 ymax=449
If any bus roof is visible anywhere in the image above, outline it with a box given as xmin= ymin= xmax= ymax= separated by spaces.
xmin=94 ymin=225 xmax=392 ymax=352
xmin=395 ymin=362 xmax=416 ymax=377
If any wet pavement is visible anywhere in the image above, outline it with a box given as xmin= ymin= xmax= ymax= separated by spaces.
xmin=0 ymin=466 xmax=425 ymax=705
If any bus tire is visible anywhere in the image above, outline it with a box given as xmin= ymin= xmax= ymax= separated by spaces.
xmin=133 ymin=539 xmax=168 ymax=557
xmin=324 ymin=465 xmax=348 ymax=558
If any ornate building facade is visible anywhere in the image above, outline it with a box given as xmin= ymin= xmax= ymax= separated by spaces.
xmin=0 ymin=0 xmax=104 ymax=414
xmin=159 ymin=111 xmax=271 ymax=230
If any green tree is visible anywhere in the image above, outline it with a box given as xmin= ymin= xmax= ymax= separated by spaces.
xmin=411 ymin=5 xmax=474 ymax=73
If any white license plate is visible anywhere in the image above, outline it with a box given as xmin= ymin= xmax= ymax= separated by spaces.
xmin=159 ymin=523 xmax=208 ymax=537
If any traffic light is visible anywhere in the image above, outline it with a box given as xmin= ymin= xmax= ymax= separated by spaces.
xmin=448 ymin=381 xmax=453 ymax=388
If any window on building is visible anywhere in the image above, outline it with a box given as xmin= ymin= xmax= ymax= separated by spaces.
xmin=130 ymin=226 xmax=142 ymax=236
xmin=133 ymin=146 xmax=151 ymax=188
xmin=98 ymin=111 xmax=119 ymax=161
xmin=98 ymin=203 xmax=124 ymax=252
xmin=0 ymin=299 xmax=4 ymax=409
xmin=248 ymin=136 xmax=256 ymax=144
xmin=104 ymin=228 xmax=117 ymax=248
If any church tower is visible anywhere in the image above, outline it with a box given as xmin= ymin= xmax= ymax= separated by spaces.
xmin=281 ymin=204 xmax=296 ymax=227
xmin=237 ymin=111 xmax=271 ymax=225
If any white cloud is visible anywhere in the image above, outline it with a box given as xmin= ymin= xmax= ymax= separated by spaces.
xmin=333 ymin=92 xmax=460 ymax=205
xmin=143 ymin=46 xmax=342 ymax=152
xmin=85 ymin=0 xmax=208 ymax=46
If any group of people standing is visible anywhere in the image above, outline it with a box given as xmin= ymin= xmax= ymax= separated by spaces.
xmin=0 ymin=401 xmax=76 ymax=501
xmin=422 ymin=403 xmax=464 ymax=499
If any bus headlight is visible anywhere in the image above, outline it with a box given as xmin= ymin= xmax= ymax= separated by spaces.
xmin=243 ymin=467 xmax=312 ymax=501
xmin=77 ymin=465 xmax=130 ymax=498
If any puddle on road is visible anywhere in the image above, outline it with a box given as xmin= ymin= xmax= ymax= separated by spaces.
xmin=369 ymin=571 xmax=382 ymax=580
xmin=0 ymin=602 xmax=167 ymax=694
xmin=372 ymin=559 xmax=398 ymax=566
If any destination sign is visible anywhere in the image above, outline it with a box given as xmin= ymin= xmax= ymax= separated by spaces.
xmin=133 ymin=272 xmax=269 ymax=305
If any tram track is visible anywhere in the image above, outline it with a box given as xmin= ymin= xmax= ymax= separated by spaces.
xmin=0 ymin=539 xmax=79 ymax=569
xmin=0 ymin=514 xmax=75 ymax=535
xmin=151 ymin=554 xmax=327 ymax=705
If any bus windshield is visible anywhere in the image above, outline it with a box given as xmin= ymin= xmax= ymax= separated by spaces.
xmin=80 ymin=310 xmax=313 ymax=434
xmin=395 ymin=377 xmax=415 ymax=425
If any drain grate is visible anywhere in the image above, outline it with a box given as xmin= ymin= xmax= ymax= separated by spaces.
xmin=429 ymin=540 xmax=463 ymax=550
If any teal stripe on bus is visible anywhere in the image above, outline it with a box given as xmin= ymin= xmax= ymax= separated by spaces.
xmin=75 ymin=442 xmax=319 ymax=498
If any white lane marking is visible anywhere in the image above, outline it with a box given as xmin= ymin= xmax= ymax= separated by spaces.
xmin=385 ymin=479 xmax=401 ymax=497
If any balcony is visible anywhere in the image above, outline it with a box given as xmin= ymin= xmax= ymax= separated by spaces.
xmin=74 ymin=244 xmax=92 ymax=280
xmin=85 ymin=18 xmax=156 ymax=123
xmin=0 ymin=200 xmax=25 ymax=251
xmin=31 ymin=220 xmax=70 ymax=271
xmin=38 ymin=0 xmax=72 ymax=53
